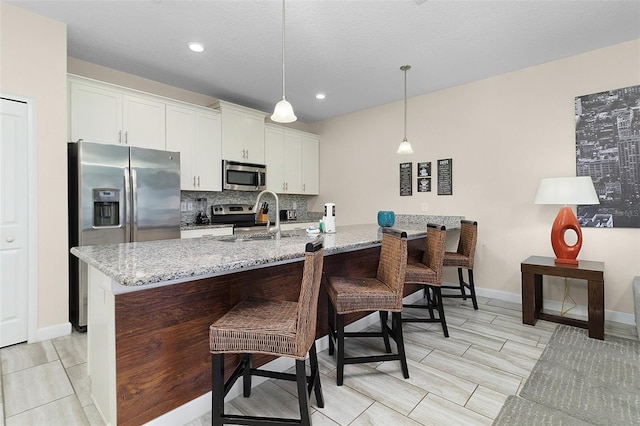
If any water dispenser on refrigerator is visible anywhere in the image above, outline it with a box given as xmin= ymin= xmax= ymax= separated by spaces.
xmin=93 ymin=189 xmax=120 ymax=227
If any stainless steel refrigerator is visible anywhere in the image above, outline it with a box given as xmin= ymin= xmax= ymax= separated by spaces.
xmin=68 ymin=141 xmax=181 ymax=331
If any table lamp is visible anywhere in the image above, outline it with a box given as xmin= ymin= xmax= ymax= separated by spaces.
xmin=534 ymin=176 xmax=599 ymax=265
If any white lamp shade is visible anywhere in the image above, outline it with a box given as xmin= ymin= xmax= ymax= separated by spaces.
xmin=271 ymin=98 xmax=297 ymax=123
xmin=534 ymin=176 xmax=599 ymax=205
xmin=396 ymin=139 xmax=414 ymax=155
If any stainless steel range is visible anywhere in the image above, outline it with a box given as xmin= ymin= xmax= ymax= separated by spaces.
xmin=211 ymin=204 xmax=267 ymax=233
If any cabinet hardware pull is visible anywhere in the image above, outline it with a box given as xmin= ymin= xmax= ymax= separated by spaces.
xmin=193 ymin=176 xmax=196 ymax=187
xmin=6 ymin=237 xmax=14 ymax=243
xmin=125 ymin=131 xmax=128 ymax=144
xmin=197 ymin=176 xmax=200 ymax=187
xmin=118 ymin=130 xmax=122 ymax=143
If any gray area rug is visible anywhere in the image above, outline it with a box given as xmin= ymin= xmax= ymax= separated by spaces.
xmin=493 ymin=325 xmax=640 ymax=425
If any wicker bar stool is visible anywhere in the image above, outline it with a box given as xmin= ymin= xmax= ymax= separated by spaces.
xmin=441 ymin=220 xmax=479 ymax=310
xmin=402 ymin=224 xmax=449 ymax=337
xmin=209 ymin=240 xmax=324 ymax=426
xmin=326 ymin=228 xmax=409 ymax=386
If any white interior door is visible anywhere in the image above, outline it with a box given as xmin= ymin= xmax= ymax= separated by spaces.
xmin=1 ymin=97 xmax=29 ymax=347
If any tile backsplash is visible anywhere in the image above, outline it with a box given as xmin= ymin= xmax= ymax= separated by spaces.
xmin=181 ymin=190 xmax=318 ymax=226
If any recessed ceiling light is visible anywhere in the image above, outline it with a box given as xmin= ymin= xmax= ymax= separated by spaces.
xmin=315 ymin=93 xmax=326 ymax=100
xmin=188 ymin=42 xmax=204 ymax=53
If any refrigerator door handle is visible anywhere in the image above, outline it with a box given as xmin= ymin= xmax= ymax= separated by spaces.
xmin=131 ymin=168 xmax=139 ymax=242
xmin=124 ymin=167 xmax=132 ymax=242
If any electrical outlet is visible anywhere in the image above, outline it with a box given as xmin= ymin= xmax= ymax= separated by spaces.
xmin=187 ymin=201 xmax=194 ymax=211
xmin=292 ymin=202 xmax=297 ymax=209
xmin=421 ymin=202 xmax=428 ymax=212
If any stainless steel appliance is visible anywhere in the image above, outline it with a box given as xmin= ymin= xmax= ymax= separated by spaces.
xmin=68 ymin=141 xmax=181 ymax=331
xmin=222 ymin=160 xmax=266 ymax=191
xmin=211 ymin=203 xmax=269 ymax=234
xmin=280 ymin=209 xmax=297 ymax=221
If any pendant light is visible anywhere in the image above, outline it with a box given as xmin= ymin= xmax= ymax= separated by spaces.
xmin=271 ymin=0 xmax=297 ymax=123
xmin=396 ymin=65 xmax=414 ymax=154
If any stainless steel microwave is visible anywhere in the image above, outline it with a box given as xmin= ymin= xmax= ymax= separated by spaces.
xmin=222 ymin=160 xmax=267 ymax=191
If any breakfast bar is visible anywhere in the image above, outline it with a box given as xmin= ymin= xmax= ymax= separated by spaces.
xmin=71 ymin=218 xmax=462 ymax=425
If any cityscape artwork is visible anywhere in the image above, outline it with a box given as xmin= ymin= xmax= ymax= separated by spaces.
xmin=575 ymin=85 xmax=640 ymax=228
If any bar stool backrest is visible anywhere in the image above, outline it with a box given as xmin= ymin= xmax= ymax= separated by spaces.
xmin=376 ymin=228 xmax=408 ymax=311
xmin=456 ymin=220 xmax=478 ymax=268
xmin=295 ymin=240 xmax=325 ymax=357
xmin=422 ymin=224 xmax=447 ymax=284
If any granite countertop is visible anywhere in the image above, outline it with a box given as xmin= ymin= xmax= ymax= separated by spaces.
xmin=72 ymin=217 xmax=463 ymax=292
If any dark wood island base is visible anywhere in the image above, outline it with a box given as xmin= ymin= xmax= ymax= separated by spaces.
xmin=110 ymin=238 xmax=426 ymax=425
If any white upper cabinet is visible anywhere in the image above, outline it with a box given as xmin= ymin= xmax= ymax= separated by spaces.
xmin=264 ymin=124 xmax=319 ymax=195
xmin=69 ymin=76 xmax=165 ymax=150
xmin=212 ymin=100 xmax=267 ymax=164
xmin=301 ymin=134 xmax=319 ymax=195
xmin=166 ymin=103 xmax=222 ymax=191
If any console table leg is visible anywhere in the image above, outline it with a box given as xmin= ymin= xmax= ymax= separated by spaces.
xmin=588 ymin=279 xmax=605 ymax=340
xmin=522 ymin=272 xmax=538 ymax=325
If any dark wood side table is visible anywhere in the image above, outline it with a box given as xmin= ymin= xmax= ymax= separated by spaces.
xmin=521 ymin=255 xmax=605 ymax=340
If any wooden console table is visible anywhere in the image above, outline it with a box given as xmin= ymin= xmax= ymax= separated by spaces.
xmin=521 ymin=255 xmax=605 ymax=340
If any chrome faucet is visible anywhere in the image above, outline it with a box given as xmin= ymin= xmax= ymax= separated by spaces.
xmin=253 ymin=190 xmax=281 ymax=240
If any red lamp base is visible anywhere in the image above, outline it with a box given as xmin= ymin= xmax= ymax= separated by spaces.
xmin=550 ymin=206 xmax=582 ymax=266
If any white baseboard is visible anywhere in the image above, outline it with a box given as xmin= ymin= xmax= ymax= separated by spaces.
xmin=30 ymin=322 xmax=71 ymax=343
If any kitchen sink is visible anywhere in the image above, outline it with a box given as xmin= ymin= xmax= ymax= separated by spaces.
xmin=219 ymin=233 xmax=292 ymax=242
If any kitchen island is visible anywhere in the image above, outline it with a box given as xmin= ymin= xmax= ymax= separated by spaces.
xmin=71 ymin=219 xmax=462 ymax=425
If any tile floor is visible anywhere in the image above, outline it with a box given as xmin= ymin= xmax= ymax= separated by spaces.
xmin=1 ymin=296 xmax=637 ymax=425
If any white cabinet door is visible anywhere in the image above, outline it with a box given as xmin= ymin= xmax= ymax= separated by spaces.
xmin=221 ymin=107 xmax=245 ymax=161
xmin=69 ymin=78 xmax=166 ymax=150
xmin=265 ymin=124 xmax=318 ymax=195
xmin=122 ymin=95 xmax=165 ymax=150
xmin=216 ymin=101 xmax=266 ymax=163
xmin=69 ymin=81 xmax=123 ymax=144
xmin=195 ymin=111 xmax=222 ymax=191
xmin=243 ymin=113 xmax=266 ymax=163
xmin=284 ymin=131 xmax=302 ymax=193
xmin=265 ymin=126 xmax=286 ymax=192
xmin=167 ymin=104 xmax=221 ymax=191
xmin=302 ymin=135 xmax=319 ymax=195
xmin=166 ymin=105 xmax=197 ymax=190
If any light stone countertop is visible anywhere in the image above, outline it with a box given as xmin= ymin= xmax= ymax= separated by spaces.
xmin=71 ymin=218 xmax=463 ymax=293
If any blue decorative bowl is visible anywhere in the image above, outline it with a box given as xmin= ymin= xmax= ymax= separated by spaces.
xmin=377 ymin=211 xmax=395 ymax=227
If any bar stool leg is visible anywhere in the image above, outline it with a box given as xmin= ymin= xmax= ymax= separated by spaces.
xmin=328 ymin=296 xmax=336 ymax=356
xmin=392 ymin=312 xmax=409 ymax=379
xmin=308 ymin=342 xmax=324 ymax=408
xmin=242 ymin=353 xmax=252 ymax=397
xmin=468 ymin=269 xmax=479 ymax=310
xmin=211 ymin=354 xmax=225 ymax=426
xmin=295 ymin=358 xmax=312 ymax=426
xmin=337 ymin=314 xmax=345 ymax=386
xmin=380 ymin=311 xmax=391 ymax=353
xmin=434 ymin=287 xmax=449 ymax=337
xmin=457 ymin=268 xmax=467 ymax=300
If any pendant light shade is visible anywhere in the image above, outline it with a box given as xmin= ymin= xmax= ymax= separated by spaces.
xmin=271 ymin=0 xmax=297 ymax=123
xmin=272 ymin=98 xmax=296 ymax=123
xmin=396 ymin=65 xmax=414 ymax=154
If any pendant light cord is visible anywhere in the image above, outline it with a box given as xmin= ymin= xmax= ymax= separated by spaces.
xmin=281 ymin=0 xmax=286 ymax=100
xmin=401 ymin=65 xmax=411 ymax=141
xmin=403 ymin=67 xmax=407 ymax=140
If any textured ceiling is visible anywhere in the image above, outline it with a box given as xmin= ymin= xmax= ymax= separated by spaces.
xmin=10 ymin=0 xmax=640 ymax=123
